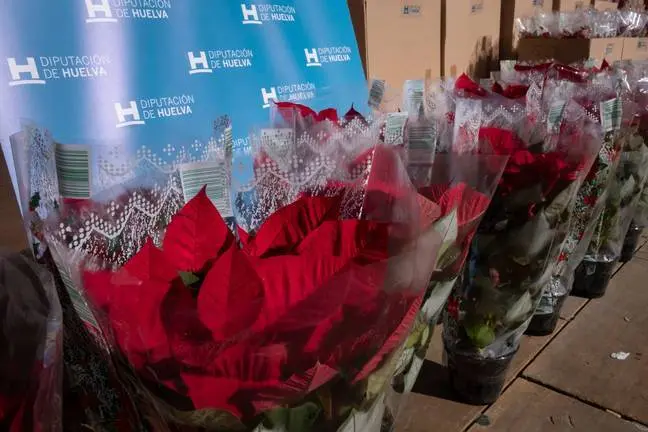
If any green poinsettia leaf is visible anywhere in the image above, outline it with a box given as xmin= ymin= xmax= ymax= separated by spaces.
xmin=627 ymin=134 xmax=645 ymax=151
xmin=619 ymin=175 xmax=637 ymax=201
xmin=264 ymin=403 xmax=321 ymax=432
xmin=544 ymin=182 xmax=579 ymax=226
xmin=288 ymin=402 xmax=321 ymax=432
xmin=509 ymin=213 xmax=552 ymax=266
xmin=436 ymin=243 xmax=462 ymax=272
xmin=179 ymin=271 xmax=200 ymax=287
xmin=433 ymin=208 xmax=459 ymax=263
xmin=366 ymin=344 xmax=405 ymax=400
xmin=171 ymin=408 xmax=246 ymax=430
xmin=336 ymin=395 xmax=386 ymax=432
xmin=405 ymin=317 xmax=427 ymax=349
xmin=402 ymin=354 xmax=425 ymax=394
xmin=503 ymin=291 xmax=533 ymax=325
xmin=264 ymin=407 xmax=288 ymax=429
xmin=466 ymin=324 xmax=496 ymax=349
xmin=421 ymin=278 xmax=458 ymax=320
xmin=393 ymin=346 xmax=415 ymax=380
xmin=418 ymin=325 xmax=431 ymax=354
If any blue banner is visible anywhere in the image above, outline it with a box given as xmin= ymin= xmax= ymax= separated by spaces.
xmin=0 ymin=0 xmax=367 ymax=201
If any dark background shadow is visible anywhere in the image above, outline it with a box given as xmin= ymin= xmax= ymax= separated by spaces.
xmin=411 ymin=359 xmax=464 ymax=402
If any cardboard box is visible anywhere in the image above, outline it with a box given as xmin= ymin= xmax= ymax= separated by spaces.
xmin=553 ymin=0 xmax=593 ymax=10
xmin=347 ymin=0 xmax=442 ymax=93
xmin=500 ymin=0 xmax=553 ymax=60
xmin=592 ymin=0 xmax=619 ymax=10
xmin=517 ymin=37 xmax=624 ymax=63
xmin=622 ymin=37 xmax=648 ymax=60
xmin=445 ymin=0 xmax=502 ymax=78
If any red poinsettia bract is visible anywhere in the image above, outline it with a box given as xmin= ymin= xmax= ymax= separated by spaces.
xmin=478 ymin=128 xmax=581 ymax=198
xmin=275 ymin=101 xmax=339 ymax=124
xmin=491 ymin=83 xmax=529 ymax=100
xmin=83 ymin=187 xmax=424 ymax=419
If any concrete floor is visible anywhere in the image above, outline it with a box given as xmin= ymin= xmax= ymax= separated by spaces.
xmin=396 ymin=234 xmax=648 ymax=432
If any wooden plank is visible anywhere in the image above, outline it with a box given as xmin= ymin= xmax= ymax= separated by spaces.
xmin=524 ymin=259 xmax=648 ymax=425
xmin=560 ymin=296 xmax=588 ymax=321
xmin=633 ymin=248 xmax=648 ymax=261
xmin=629 ymin=233 xmax=648 ymax=260
xmin=467 ymin=378 xmax=642 ymax=432
xmin=638 ymin=231 xmax=648 ymax=249
xmin=396 ymin=321 xmax=566 ymax=432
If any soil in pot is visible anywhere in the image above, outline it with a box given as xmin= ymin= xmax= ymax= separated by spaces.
xmin=526 ymin=294 xmax=567 ymax=336
xmin=443 ymin=346 xmax=516 ymax=405
xmin=620 ymin=222 xmax=643 ymax=263
xmin=572 ymin=259 xmax=617 ymax=299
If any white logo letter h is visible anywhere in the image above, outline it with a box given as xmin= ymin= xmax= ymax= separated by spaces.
xmin=241 ymin=4 xmax=261 ymax=24
xmin=7 ymin=57 xmax=45 ymax=86
xmin=188 ymin=51 xmax=211 ymax=74
xmin=85 ymin=0 xmax=117 ymax=23
xmin=304 ymin=48 xmax=321 ymax=66
xmin=261 ymin=87 xmax=278 ymax=107
xmin=115 ymin=101 xmax=144 ymax=127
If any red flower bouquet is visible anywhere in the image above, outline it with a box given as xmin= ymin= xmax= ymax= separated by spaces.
xmin=78 ymin=112 xmax=443 ymax=431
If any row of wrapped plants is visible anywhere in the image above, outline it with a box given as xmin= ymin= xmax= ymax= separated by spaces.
xmin=4 ymin=60 xmax=648 ymax=431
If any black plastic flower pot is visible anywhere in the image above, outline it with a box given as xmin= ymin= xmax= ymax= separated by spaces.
xmin=571 ymin=259 xmax=617 ymax=299
xmin=526 ymin=294 xmax=567 ymax=336
xmin=620 ymin=222 xmax=643 ymax=263
xmin=444 ymin=346 xmax=517 ymax=405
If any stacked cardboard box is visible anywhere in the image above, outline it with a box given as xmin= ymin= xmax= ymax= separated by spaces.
xmin=444 ymin=0 xmax=502 ymax=78
xmin=592 ymin=0 xmax=620 ymax=9
xmin=553 ymin=0 xmax=620 ymax=10
xmin=622 ymin=37 xmax=648 ymax=60
xmin=515 ymin=0 xmax=648 ymax=64
xmin=554 ymin=0 xmax=593 ymax=9
xmin=517 ymin=37 xmax=625 ymax=63
xmin=517 ymin=37 xmax=648 ymax=62
xmin=500 ymin=0 xmax=552 ymax=60
xmin=347 ymin=0 xmax=501 ymax=85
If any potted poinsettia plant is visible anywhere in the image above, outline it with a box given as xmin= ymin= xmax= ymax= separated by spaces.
xmin=46 ymin=102 xmax=445 ymax=432
xmin=621 ymin=85 xmax=648 ymax=263
xmin=441 ymin=76 xmax=600 ymax=405
xmin=78 ymin=152 xmax=441 ymax=431
xmin=526 ymin=66 xmax=616 ymax=335
xmin=529 ymin=121 xmax=612 ymax=334
xmin=389 ymin=148 xmax=507 ymax=396
xmin=573 ymin=122 xmax=648 ymax=297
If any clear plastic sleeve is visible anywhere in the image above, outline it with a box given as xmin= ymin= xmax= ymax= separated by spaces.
xmin=586 ymin=121 xmax=648 ymax=262
xmin=516 ymin=10 xmax=632 ymax=39
xmin=46 ymin=102 xmax=445 ymax=432
xmin=442 ymin=76 xmax=602 ymax=359
xmin=532 ymin=65 xmax=637 ymax=323
xmin=391 ymin=151 xmax=507 ymax=395
xmin=618 ymin=10 xmax=648 ymax=36
xmin=367 ymin=79 xmax=402 ymax=115
xmin=0 ymin=250 xmax=63 ymax=431
xmin=591 ymin=10 xmax=621 ymax=38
